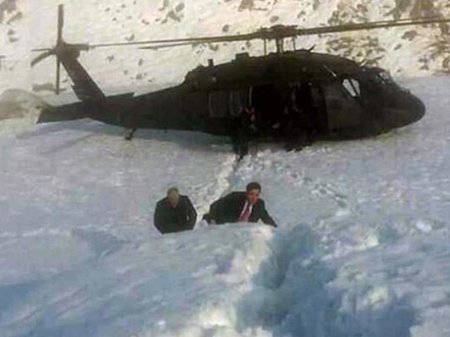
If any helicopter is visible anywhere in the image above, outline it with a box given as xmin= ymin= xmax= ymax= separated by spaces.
xmin=31 ymin=5 xmax=450 ymax=153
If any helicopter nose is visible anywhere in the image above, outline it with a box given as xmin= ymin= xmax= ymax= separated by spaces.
xmin=383 ymin=95 xmax=425 ymax=129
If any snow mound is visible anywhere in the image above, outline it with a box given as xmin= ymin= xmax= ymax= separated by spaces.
xmin=0 ymin=224 xmax=277 ymax=337
xmin=0 ymin=89 xmax=47 ymax=135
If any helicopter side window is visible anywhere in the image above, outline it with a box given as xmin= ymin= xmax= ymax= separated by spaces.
xmin=342 ymin=78 xmax=361 ymax=98
xmin=208 ymin=91 xmax=229 ymax=118
xmin=229 ymin=89 xmax=249 ymax=116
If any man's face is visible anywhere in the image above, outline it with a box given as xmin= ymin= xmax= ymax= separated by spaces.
xmin=246 ymin=188 xmax=261 ymax=205
xmin=168 ymin=192 xmax=180 ymax=207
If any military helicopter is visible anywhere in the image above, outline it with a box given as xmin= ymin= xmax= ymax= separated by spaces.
xmin=31 ymin=5 xmax=450 ymax=151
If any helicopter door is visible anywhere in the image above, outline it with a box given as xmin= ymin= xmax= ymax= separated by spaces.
xmin=251 ymin=84 xmax=282 ymax=131
xmin=323 ymin=79 xmax=363 ymax=130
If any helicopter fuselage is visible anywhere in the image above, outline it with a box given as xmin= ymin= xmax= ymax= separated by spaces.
xmin=39 ymin=49 xmax=425 ymax=144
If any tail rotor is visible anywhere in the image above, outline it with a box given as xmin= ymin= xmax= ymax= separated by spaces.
xmin=31 ymin=4 xmax=65 ymax=94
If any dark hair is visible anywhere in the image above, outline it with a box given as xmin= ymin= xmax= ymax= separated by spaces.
xmin=246 ymin=182 xmax=261 ymax=192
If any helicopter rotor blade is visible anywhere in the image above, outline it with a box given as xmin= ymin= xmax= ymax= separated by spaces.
xmin=93 ymin=16 xmax=450 ymax=49
xmin=31 ymin=50 xmax=55 ymax=67
xmin=138 ymin=41 xmax=210 ymax=50
xmin=32 ymin=47 xmax=53 ymax=52
xmin=90 ymin=32 xmax=255 ymax=49
xmin=136 ymin=16 xmax=450 ymax=50
xmin=30 ymin=11 xmax=450 ymax=56
xmin=71 ymin=43 xmax=91 ymax=51
xmin=294 ymin=16 xmax=450 ymax=37
xmin=57 ymin=4 xmax=64 ymax=44
xmin=56 ymin=58 xmax=61 ymax=94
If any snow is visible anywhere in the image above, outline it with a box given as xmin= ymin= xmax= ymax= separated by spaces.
xmin=2 ymin=2 xmax=450 ymax=335
xmin=0 ymin=77 xmax=449 ymax=337
xmin=0 ymin=89 xmax=46 ymax=135
xmin=0 ymin=224 xmax=276 ymax=337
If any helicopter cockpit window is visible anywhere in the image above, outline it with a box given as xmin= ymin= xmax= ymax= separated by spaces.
xmin=342 ymin=78 xmax=361 ymax=98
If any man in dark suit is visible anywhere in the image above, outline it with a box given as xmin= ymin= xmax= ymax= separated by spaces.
xmin=203 ymin=182 xmax=277 ymax=227
xmin=154 ymin=187 xmax=197 ymax=234
xmin=231 ymin=107 xmax=259 ymax=160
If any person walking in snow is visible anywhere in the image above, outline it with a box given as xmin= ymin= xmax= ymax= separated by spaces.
xmin=154 ymin=187 xmax=197 ymax=234
xmin=203 ymin=182 xmax=277 ymax=227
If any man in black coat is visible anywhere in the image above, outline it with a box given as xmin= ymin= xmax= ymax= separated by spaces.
xmin=203 ymin=182 xmax=277 ymax=227
xmin=231 ymin=107 xmax=259 ymax=160
xmin=154 ymin=187 xmax=197 ymax=234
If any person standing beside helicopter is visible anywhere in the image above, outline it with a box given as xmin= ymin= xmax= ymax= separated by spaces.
xmin=231 ymin=106 xmax=259 ymax=160
xmin=283 ymin=82 xmax=315 ymax=151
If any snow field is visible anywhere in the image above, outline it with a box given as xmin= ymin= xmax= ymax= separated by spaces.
xmin=0 ymin=77 xmax=449 ymax=336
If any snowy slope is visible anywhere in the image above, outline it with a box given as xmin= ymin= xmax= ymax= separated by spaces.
xmin=0 ymin=0 xmax=29 ymax=92
xmin=0 ymin=77 xmax=449 ymax=337
xmin=1 ymin=1 xmax=450 ymax=336
xmin=1 ymin=0 xmax=450 ymax=94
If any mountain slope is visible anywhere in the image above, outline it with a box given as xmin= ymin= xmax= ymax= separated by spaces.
xmin=0 ymin=0 xmax=29 ymax=92
xmin=1 ymin=0 xmax=449 ymax=94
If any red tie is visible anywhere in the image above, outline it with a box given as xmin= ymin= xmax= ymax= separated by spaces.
xmin=239 ymin=203 xmax=251 ymax=222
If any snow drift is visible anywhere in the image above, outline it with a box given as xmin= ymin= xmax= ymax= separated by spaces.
xmin=0 ymin=89 xmax=46 ymax=135
xmin=0 ymin=77 xmax=449 ymax=337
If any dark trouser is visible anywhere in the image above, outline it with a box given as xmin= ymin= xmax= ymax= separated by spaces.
xmin=284 ymin=120 xmax=312 ymax=151
xmin=231 ymin=128 xmax=250 ymax=160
